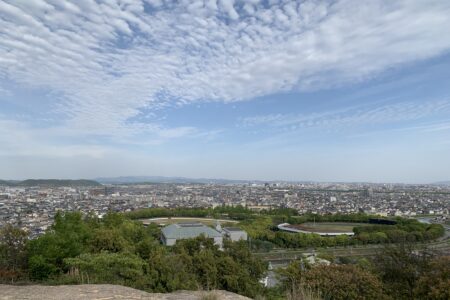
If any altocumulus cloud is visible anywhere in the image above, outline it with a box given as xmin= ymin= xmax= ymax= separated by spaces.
xmin=241 ymin=99 xmax=450 ymax=132
xmin=1 ymin=0 xmax=450 ymax=144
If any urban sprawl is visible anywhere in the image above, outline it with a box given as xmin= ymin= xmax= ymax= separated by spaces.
xmin=1 ymin=182 xmax=449 ymax=238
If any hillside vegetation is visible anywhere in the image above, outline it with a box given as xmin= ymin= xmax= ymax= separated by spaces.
xmin=1 ymin=209 xmax=448 ymax=299
xmin=0 ymin=212 xmax=266 ymax=298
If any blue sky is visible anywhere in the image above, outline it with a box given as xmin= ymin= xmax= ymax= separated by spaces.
xmin=1 ymin=0 xmax=450 ymax=183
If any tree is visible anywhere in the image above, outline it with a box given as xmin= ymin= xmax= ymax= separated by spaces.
xmin=303 ymin=264 xmax=384 ymax=300
xmin=277 ymin=259 xmax=308 ymax=296
xmin=89 ymin=228 xmax=129 ymax=253
xmin=414 ymin=256 xmax=450 ymax=300
xmin=135 ymin=237 xmax=159 ymax=260
xmin=146 ymin=247 xmax=197 ymax=292
xmin=4 ymin=209 xmax=272 ymax=298
xmin=216 ymin=254 xmax=263 ymax=298
xmin=0 ymin=224 xmax=28 ymax=282
xmin=224 ymin=240 xmax=267 ymax=280
xmin=27 ymin=212 xmax=94 ymax=279
xmin=102 ymin=212 xmax=126 ymax=228
xmin=168 ymin=237 xmax=266 ymax=298
xmin=28 ymin=255 xmax=56 ymax=281
xmin=373 ymin=243 xmax=433 ymax=299
xmin=278 ymin=260 xmax=384 ymax=300
xmin=64 ymin=252 xmax=146 ymax=287
xmin=193 ymin=249 xmax=218 ymax=290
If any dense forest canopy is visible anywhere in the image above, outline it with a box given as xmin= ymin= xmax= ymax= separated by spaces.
xmin=1 ymin=212 xmax=266 ymax=298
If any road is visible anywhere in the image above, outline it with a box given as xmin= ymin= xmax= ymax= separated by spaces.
xmin=254 ymin=233 xmax=450 ymax=267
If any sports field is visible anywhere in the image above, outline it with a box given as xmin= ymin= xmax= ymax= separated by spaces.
xmin=288 ymin=222 xmax=366 ymax=233
xmin=141 ymin=217 xmax=239 ymax=226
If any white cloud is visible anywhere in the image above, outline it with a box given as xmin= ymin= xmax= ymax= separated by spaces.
xmin=0 ymin=114 xmax=201 ymax=158
xmin=0 ymin=118 xmax=111 ymax=157
xmin=0 ymin=86 xmax=12 ymax=97
xmin=241 ymin=99 xmax=450 ymax=131
xmin=1 ymin=0 xmax=450 ymax=142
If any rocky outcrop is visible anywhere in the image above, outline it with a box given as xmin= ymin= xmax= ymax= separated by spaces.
xmin=0 ymin=284 xmax=251 ymax=300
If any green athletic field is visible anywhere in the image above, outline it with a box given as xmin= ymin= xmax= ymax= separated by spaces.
xmin=290 ymin=222 xmax=367 ymax=233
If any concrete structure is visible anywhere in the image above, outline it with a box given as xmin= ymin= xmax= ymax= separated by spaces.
xmin=304 ymin=253 xmax=331 ymax=265
xmin=222 ymin=227 xmax=248 ymax=241
xmin=277 ymin=223 xmax=355 ymax=236
xmin=161 ymin=222 xmax=223 ymax=247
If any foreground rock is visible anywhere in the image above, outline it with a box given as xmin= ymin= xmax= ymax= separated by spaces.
xmin=0 ymin=284 xmax=251 ymax=300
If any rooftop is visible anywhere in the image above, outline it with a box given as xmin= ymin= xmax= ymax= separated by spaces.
xmin=162 ymin=223 xmax=222 ymax=239
xmin=178 ymin=222 xmax=205 ymax=227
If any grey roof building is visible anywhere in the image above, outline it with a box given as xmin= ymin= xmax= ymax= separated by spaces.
xmin=161 ymin=222 xmax=223 ymax=247
xmin=222 ymin=227 xmax=248 ymax=241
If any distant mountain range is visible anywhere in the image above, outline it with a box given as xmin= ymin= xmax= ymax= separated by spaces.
xmin=1 ymin=177 xmax=448 ymax=186
xmin=95 ymin=176 xmax=260 ymax=185
xmin=0 ymin=179 xmax=101 ymax=187
xmin=432 ymin=181 xmax=450 ymax=186
xmin=0 ymin=180 xmax=17 ymax=186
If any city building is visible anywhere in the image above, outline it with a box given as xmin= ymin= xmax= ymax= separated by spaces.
xmin=222 ymin=227 xmax=248 ymax=241
xmin=161 ymin=222 xmax=223 ymax=247
xmin=1 ymin=182 xmax=448 ymax=238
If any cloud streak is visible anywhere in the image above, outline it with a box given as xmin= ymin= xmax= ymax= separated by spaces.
xmin=241 ymin=99 xmax=450 ymax=132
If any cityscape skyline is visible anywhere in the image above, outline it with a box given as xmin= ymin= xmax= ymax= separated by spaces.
xmin=2 ymin=180 xmax=448 ymax=239
xmin=1 ymin=1 xmax=450 ymax=182
xmin=1 ymin=175 xmax=449 ymax=185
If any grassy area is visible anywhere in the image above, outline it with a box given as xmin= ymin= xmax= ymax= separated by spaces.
xmin=290 ymin=222 xmax=367 ymax=233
